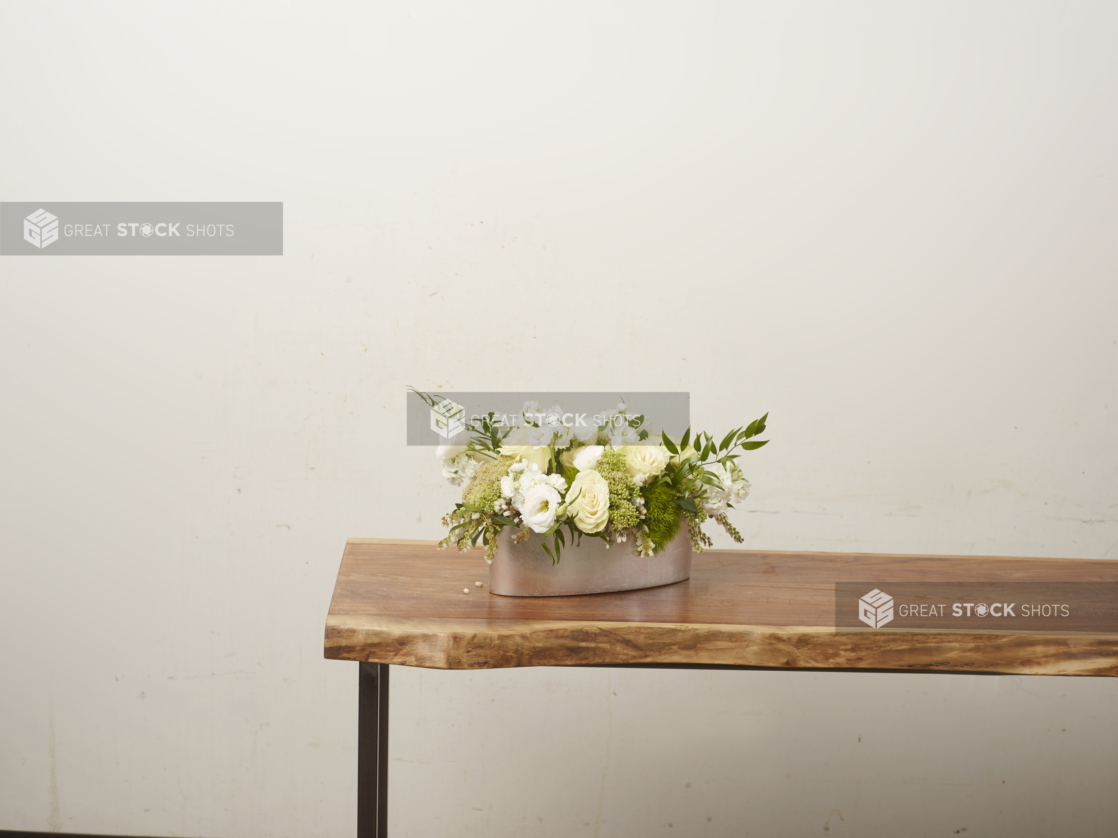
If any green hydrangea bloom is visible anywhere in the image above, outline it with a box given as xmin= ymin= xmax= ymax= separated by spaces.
xmin=596 ymin=448 xmax=641 ymax=530
xmin=463 ymin=455 xmax=514 ymax=511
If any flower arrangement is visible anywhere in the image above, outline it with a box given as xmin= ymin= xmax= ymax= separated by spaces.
xmin=414 ymin=391 xmax=769 ymax=565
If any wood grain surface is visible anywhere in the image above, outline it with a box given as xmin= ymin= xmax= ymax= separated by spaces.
xmin=324 ymin=539 xmax=1118 ymax=675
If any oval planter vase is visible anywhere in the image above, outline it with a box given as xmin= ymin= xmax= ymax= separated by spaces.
xmin=489 ymin=527 xmax=693 ymax=597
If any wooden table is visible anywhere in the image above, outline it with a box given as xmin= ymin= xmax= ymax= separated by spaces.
xmin=324 ymin=538 xmax=1118 ymax=837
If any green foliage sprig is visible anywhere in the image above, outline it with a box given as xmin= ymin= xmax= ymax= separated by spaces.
xmin=409 ymin=386 xmax=512 ymax=459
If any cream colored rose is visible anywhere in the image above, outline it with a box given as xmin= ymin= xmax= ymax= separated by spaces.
xmin=500 ymin=445 xmax=550 ymax=472
xmin=558 ymin=446 xmax=581 ymax=470
xmin=566 ymin=470 xmax=610 ymax=533
xmin=622 ymin=445 xmax=670 ymax=484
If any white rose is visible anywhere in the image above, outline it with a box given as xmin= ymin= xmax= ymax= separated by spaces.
xmin=622 ymin=445 xmax=670 ymax=485
xmin=521 ymin=484 xmax=561 ymax=533
xmin=566 ymin=470 xmax=610 ymax=533
xmin=571 ymin=445 xmax=604 ymax=472
xmin=501 ymin=445 xmax=551 ymax=473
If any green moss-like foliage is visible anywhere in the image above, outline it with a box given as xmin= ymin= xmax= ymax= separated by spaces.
xmin=463 ymin=455 xmax=515 ymax=511
xmin=643 ymin=481 xmax=681 ymax=553
xmin=596 ymin=448 xmax=641 ymax=530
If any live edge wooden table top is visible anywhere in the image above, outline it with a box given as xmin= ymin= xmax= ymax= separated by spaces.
xmin=324 ymin=539 xmax=1118 ymax=677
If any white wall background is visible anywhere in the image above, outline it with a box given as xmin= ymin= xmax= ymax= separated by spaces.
xmin=1 ymin=2 xmax=1116 ymax=836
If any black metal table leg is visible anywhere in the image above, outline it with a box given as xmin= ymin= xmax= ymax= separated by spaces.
xmin=358 ymin=662 xmax=389 ymax=838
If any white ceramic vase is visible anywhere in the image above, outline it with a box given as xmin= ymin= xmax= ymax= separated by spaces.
xmin=488 ymin=526 xmax=692 ymax=597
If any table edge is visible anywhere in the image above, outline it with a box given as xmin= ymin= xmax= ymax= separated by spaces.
xmin=343 ymin=538 xmax=1118 ymax=565
xmin=323 ymin=613 xmax=1118 ymax=676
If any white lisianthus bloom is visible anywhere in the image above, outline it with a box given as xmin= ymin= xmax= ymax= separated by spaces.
xmin=572 ymin=445 xmax=605 ymax=472
xmin=501 ymin=445 xmax=550 ymax=473
xmin=572 ymin=417 xmax=600 ymax=444
xmin=622 ymin=445 xmax=671 ymax=485
xmin=566 ymin=470 xmax=610 ymax=533
xmin=526 ymin=405 xmax=574 ymax=449
xmin=435 ymin=444 xmax=468 ymax=460
xmin=503 ymin=424 xmax=532 ymax=445
xmin=521 ymin=485 xmax=561 ymax=533
xmin=500 ymin=474 xmax=515 ymax=499
xmin=608 ymin=424 xmax=640 ymax=446
xmin=521 ymin=400 xmax=542 ymax=424
xmin=526 ymin=423 xmax=555 ymax=447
